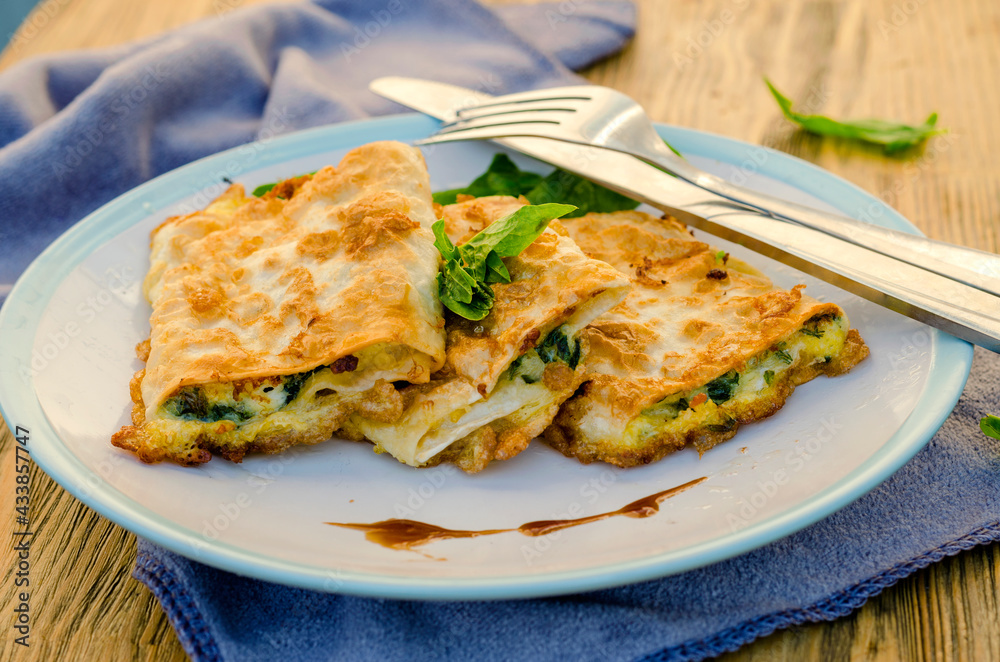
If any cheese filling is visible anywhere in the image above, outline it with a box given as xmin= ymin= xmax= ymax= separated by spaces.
xmin=153 ymin=341 xmax=430 ymax=437
xmin=626 ymin=314 xmax=848 ymax=444
xmin=354 ymin=325 xmax=584 ymax=466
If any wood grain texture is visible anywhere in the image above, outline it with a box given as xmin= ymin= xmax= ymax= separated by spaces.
xmin=1 ymin=0 xmax=998 ymax=660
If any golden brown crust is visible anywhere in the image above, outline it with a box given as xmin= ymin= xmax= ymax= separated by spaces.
xmin=112 ymin=378 xmax=405 ymax=466
xmin=566 ymin=211 xmax=847 ymax=416
xmin=139 ymin=141 xmax=445 ymax=418
xmin=114 ymin=141 xmax=447 ymax=465
xmin=346 ymin=197 xmax=630 ymax=470
xmin=263 ymin=174 xmax=313 ymax=201
xmin=544 ymin=210 xmax=870 ymax=467
xmin=440 ymin=197 xmax=631 ymax=393
xmin=545 ymin=329 xmax=869 ymax=467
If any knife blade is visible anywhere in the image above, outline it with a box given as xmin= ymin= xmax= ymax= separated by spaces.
xmin=370 ymin=76 xmax=1000 ymax=351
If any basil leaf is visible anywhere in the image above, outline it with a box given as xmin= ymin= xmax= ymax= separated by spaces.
xmin=432 ymin=154 xmax=642 ymax=216
xmin=431 ymin=188 xmax=466 ymax=206
xmin=981 ymin=415 xmax=1000 ymax=441
xmin=432 ymin=154 xmax=544 ymax=205
xmin=525 ymin=169 xmax=639 ymax=216
xmin=440 ymin=260 xmax=476 ymax=304
xmin=434 ymin=203 xmax=576 ymax=320
xmin=438 ymin=271 xmax=494 ymax=321
xmin=432 ymin=220 xmax=459 ymax=262
xmin=765 ymin=78 xmax=944 ymax=154
xmin=252 ymin=182 xmax=277 ymax=197
xmin=483 ymin=251 xmax=510 ymax=283
xmin=464 ymin=203 xmax=576 ymax=258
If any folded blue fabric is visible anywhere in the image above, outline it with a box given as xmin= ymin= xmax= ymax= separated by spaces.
xmin=0 ymin=0 xmax=634 ymax=299
xmin=4 ymin=1 xmax=998 ymax=660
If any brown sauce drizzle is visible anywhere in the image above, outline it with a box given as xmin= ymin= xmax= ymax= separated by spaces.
xmin=327 ymin=476 xmax=707 ymax=551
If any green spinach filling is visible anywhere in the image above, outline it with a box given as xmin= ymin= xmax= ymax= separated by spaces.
xmin=640 ymin=313 xmax=841 ymax=422
xmin=640 ymin=369 xmax=744 ymax=423
xmin=705 ymin=370 xmax=740 ymax=405
xmin=505 ymin=325 xmax=583 ymax=384
xmin=535 ymin=326 xmax=582 ymax=370
xmin=279 ymin=366 xmax=325 ymax=406
xmin=162 ymin=389 xmax=254 ymax=424
xmin=162 ymin=365 xmax=325 ymax=424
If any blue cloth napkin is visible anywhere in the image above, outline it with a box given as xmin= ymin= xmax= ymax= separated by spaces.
xmin=0 ymin=0 xmax=634 ymax=298
xmin=2 ymin=1 xmax=998 ymax=660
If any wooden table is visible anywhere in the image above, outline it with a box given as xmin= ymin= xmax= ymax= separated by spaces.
xmin=1 ymin=0 xmax=998 ymax=660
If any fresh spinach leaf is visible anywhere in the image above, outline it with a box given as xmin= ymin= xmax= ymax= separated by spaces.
xmin=432 ymin=154 xmax=543 ymax=205
xmin=981 ymin=415 xmax=1000 ymax=440
xmin=765 ymin=78 xmax=944 ymax=154
xmin=432 ymin=153 xmax=640 ymax=216
xmin=525 ymin=169 xmax=639 ymax=217
xmin=250 ymin=171 xmax=318 ymax=198
xmin=433 ymin=203 xmax=576 ymax=320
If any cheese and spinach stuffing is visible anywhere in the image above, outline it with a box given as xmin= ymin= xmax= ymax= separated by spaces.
xmin=544 ymin=210 xmax=868 ymax=467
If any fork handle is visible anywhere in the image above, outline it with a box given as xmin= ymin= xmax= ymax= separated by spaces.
xmin=639 ymin=143 xmax=1000 ymax=298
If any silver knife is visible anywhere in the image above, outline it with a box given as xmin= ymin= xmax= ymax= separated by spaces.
xmin=370 ymin=76 xmax=1000 ymax=352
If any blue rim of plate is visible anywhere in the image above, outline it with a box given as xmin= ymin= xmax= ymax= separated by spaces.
xmin=0 ymin=114 xmax=973 ymax=600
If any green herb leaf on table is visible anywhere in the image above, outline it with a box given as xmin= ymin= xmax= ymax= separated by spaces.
xmin=982 ymin=415 xmax=1000 ymax=441
xmin=433 ymin=203 xmax=577 ymax=320
xmin=764 ymin=78 xmax=944 ymax=154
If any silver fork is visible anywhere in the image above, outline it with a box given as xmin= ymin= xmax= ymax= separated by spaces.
xmin=415 ymin=85 xmax=1000 ymax=298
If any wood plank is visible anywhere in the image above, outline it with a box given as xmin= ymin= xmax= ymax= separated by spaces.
xmin=0 ymin=424 xmax=188 ymax=661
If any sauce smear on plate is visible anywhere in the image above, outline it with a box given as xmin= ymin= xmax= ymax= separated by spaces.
xmin=328 ymin=476 xmax=707 ymax=550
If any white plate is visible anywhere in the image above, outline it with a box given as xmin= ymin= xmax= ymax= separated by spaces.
xmin=0 ymin=115 xmax=972 ymax=600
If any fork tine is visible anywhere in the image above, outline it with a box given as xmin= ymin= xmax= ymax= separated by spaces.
xmin=439 ymin=109 xmax=573 ymax=134
xmin=453 ymin=103 xmax=580 ymax=123
xmin=451 ymin=85 xmax=596 ymax=113
xmin=455 ymin=96 xmax=590 ymax=120
xmin=414 ymin=122 xmax=577 ymax=146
